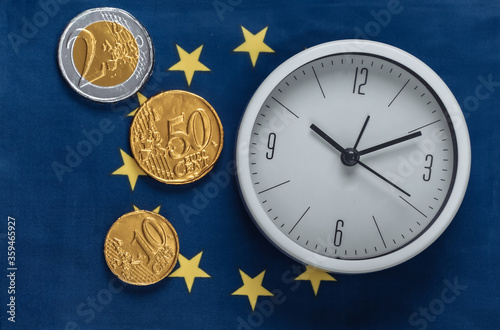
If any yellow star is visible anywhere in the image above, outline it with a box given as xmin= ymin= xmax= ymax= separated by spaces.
xmin=232 ymin=269 xmax=273 ymax=311
xmin=132 ymin=205 xmax=161 ymax=213
xmin=295 ymin=265 xmax=337 ymax=296
xmin=111 ymin=149 xmax=146 ymax=191
xmin=234 ymin=26 xmax=274 ymax=67
xmin=127 ymin=92 xmax=148 ymax=117
xmin=168 ymin=44 xmax=210 ymax=86
xmin=169 ymin=251 xmax=210 ymax=293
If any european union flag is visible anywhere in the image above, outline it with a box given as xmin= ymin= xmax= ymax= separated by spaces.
xmin=1 ymin=0 xmax=499 ymax=329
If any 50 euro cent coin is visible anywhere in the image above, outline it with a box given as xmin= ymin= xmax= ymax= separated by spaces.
xmin=104 ymin=210 xmax=179 ymax=286
xmin=130 ymin=90 xmax=224 ymax=184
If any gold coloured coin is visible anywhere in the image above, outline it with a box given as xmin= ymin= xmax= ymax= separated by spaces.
xmin=104 ymin=210 xmax=179 ymax=286
xmin=130 ymin=90 xmax=224 ymax=184
xmin=72 ymin=21 xmax=139 ymax=87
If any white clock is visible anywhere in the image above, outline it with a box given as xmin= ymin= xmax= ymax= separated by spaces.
xmin=236 ymin=40 xmax=471 ymax=274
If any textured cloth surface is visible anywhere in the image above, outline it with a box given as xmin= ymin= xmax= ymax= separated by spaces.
xmin=0 ymin=0 xmax=499 ymax=329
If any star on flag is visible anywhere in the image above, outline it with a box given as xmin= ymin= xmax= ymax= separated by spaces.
xmin=232 ymin=269 xmax=273 ymax=311
xmin=127 ymin=92 xmax=148 ymax=117
xmin=170 ymin=252 xmax=211 ymax=293
xmin=295 ymin=265 xmax=337 ymax=296
xmin=169 ymin=44 xmax=210 ymax=86
xmin=234 ymin=26 xmax=274 ymax=67
xmin=111 ymin=149 xmax=146 ymax=191
xmin=132 ymin=204 xmax=161 ymax=213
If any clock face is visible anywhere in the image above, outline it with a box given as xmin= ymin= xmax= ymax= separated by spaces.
xmin=236 ymin=41 xmax=470 ymax=273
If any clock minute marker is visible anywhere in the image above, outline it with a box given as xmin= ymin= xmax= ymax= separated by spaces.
xmin=311 ymin=66 xmax=326 ymax=98
xmin=388 ymin=78 xmax=410 ymax=107
xmin=288 ymin=206 xmax=311 ymax=234
xmin=258 ymin=180 xmax=291 ymax=194
xmin=408 ymin=119 xmax=441 ymax=134
xmin=272 ymin=97 xmax=299 ymax=118
xmin=372 ymin=216 xmax=387 ymax=248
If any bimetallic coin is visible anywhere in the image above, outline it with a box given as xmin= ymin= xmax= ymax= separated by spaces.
xmin=130 ymin=90 xmax=224 ymax=184
xmin=104 ymin=210 xmax=179 ymax=286
xmin=58 ymin=8 xmax=154 ymax=103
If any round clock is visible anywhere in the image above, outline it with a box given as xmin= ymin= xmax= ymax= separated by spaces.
xmin=236 ymin=40 xmax=470 ymax=274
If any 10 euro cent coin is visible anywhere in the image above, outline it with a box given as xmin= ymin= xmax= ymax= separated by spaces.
xmin=130 ymin=90 xmax=224 ymax=184
xmin=104 ymin=210 xmax=179 ymax=286
xmin=58 ymin=7 xmax=154 ymax=103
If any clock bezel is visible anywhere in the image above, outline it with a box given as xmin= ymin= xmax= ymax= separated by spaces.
xmin=236 ymin=40 xmax=471 ymax=274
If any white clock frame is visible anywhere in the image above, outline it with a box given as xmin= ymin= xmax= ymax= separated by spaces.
xmin=236 ymin=40 xmax=471 ymax=274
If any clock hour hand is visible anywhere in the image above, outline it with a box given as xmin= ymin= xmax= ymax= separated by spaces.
xmin=310 ymin=124 xmax=346 ymax=154
xmin=358 ymin=131 xmax=422 ymax=156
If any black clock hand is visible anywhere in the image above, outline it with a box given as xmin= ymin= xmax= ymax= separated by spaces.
xmin=310 ymin=124 xmax=346 ymax=153
xmin=353 ymin=115 xmax=370 ymax=150
xmin=358 ymin=131 xmax=422 ymax=156
xmin=310 ymin=123 xmax=410 ymax=197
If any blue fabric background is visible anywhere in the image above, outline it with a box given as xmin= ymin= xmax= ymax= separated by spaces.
xmin=0 ymin=0 xmax=499 ymax=329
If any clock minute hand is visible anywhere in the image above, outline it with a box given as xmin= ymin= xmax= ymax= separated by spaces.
xmin=358 ymin=131 xmax=422 ymax=156
xmin=310 ymin=124 xmax=346 ymax=153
